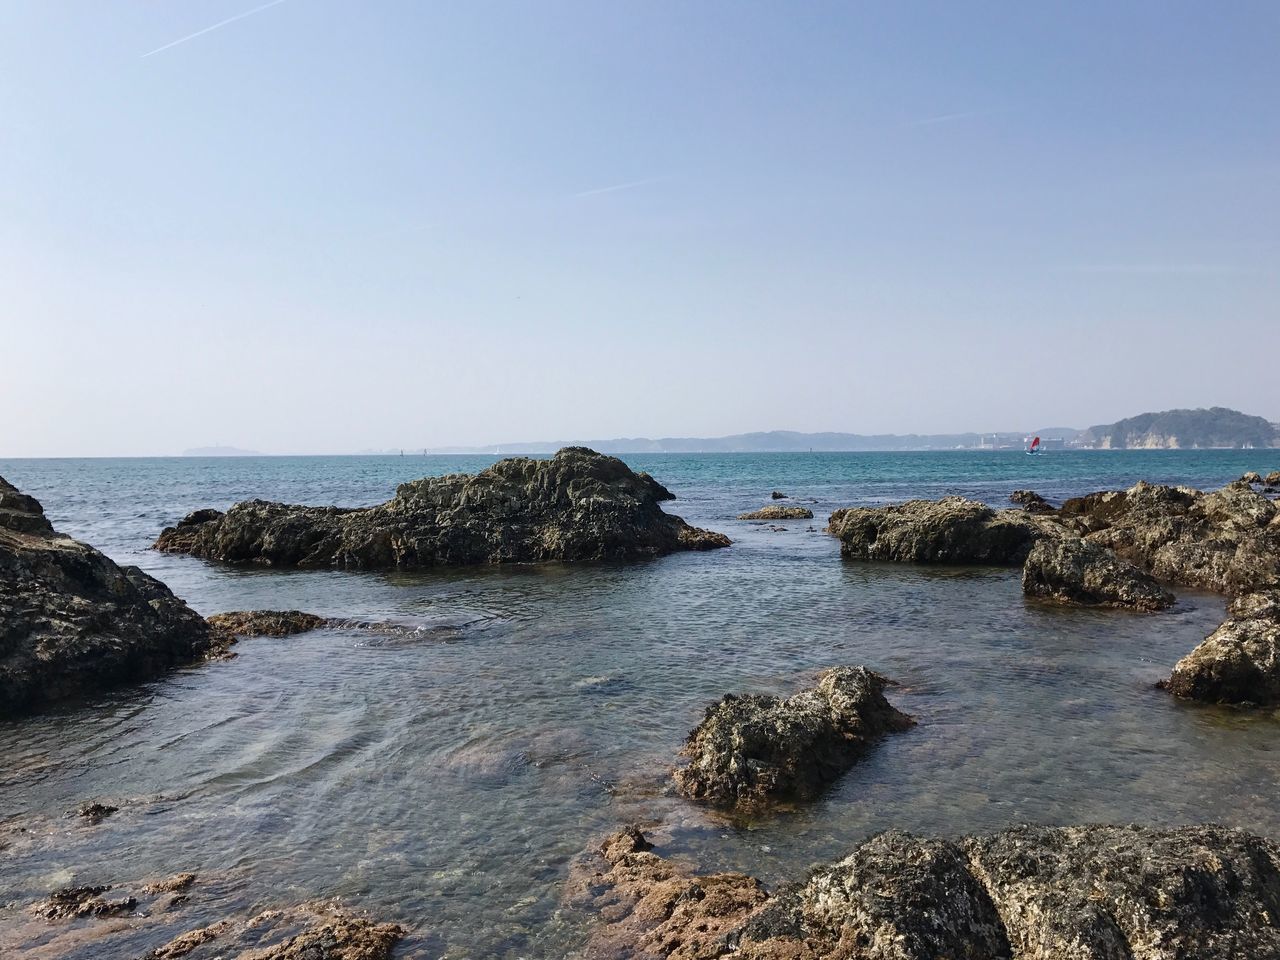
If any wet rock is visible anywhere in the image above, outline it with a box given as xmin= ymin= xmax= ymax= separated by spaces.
xmin=154 ymin=447 xmax=729 ymax=569
xmin=1164 ymin=590 xmax=1280 ymax=705
xmin=1243 ymin=471 xmax=1264 ymax=485
xmin=673 ymin=667 xmax=912 ymax=808
xmin=1057 ymin=479 xmax=1280 ymax=594
xmin=828 ymin=497 xmax=1051 ymax=565
xmin=0 ymin=476 xmax=232 ymax=718
xmin=581 ymin=824 xmax=1280 ymax=959
xmin=143 ymin=873 xmax=197 ymax=895
xmin=1266 ymin=470 xmax=1280 ymax=487
xmin=33 ymin=885 xmax=137 ymax=920
xmin=738 ymin=505 xmax=814 ymax=521
xmin=1010 ymin=489 xmax=1055 ymax=514
xmin=77 ymin=802 xmax=119 ymax=823
xmin=569 ymin=825 xmax=768 ymax=960
xmin=1022 ymin=537 xmax=1175 ymax=611
xmin=145 ymin=903 xmax=404 ymax=960
xmin=206 ymin=610 xmax=330 ymax=637
xmin=771 ymin=491 xmax=788 ymax=499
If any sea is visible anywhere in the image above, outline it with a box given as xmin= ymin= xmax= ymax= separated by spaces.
xmin=1 ymin=450 xmax=1277 ymax=958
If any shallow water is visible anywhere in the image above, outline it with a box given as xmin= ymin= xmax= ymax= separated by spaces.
xmin=2 ymin=450 xmax=1278 ymax=958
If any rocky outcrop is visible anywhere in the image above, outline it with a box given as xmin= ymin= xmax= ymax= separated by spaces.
xmin=673 ymin=667 xmax=912 ymax=808
xmin=738 ymin=505 xmax=814 ymax=521
xmin=1267 ymin=470 xmax=1280 ymax=487
xmin=1058 ymin=480 xmax=1280 ymax=595
xmin=1022 ymin=537 xmax=1175 ymax=611
xmin=828 ymin=497 xmax=1051 ymax=565
xmin=1243 ymin=472 xmax=1264 ymax=485
xmin=153 ymin=447 xmax=729 ymax=569
xmin=1164 ymin=590 xmax=1280 ymax=705
xmin=578 ymin=824 xmax=1280 ymax=959
xmin=770 ymin=491 xmax=788 ymax=500
xmin=1009 ymin=489 xmax=1055 ymax=514
xmin=0 ymin=477 xmax=230 ymax=718
xmin=206 ymin=610 xmax=330 ymax=637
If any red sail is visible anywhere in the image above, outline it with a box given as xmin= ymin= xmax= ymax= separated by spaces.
xmin=1030 ymin=436 xmax=1041 ymax=451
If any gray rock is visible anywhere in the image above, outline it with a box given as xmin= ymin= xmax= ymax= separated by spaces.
xmin=1243 ymin=471 xmax=1264 ymax=485
xmin=828 ymin=497 xmax=1051 ymax=565
xmin=771 ymin=491 xmax=789 ymax=500
xmin=738 ymin=505 xmax=814 ymax=521
xmin=1022 ymin=537 xmax=1175 ymax=611
xmin=673 ymin=667 xmax=912 ymax=807
xmin=1164 ymin=590 xmax=1280 ymax=704
xmin=579 ymin=824 xmax=1280 ymax=960
xmin=0 ymin=477 xmax=230 ymax=718
xmin=1058 ymin=480 xmax=1280 ymax=595
xmin=154 ymin=447 xmax=729 ymax=569
xmin=1010 ymin=489 xmax=1055 ymax=514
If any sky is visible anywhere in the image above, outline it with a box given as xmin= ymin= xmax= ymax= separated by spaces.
xmin=2 ymin=1 xmax=1277 ymax=456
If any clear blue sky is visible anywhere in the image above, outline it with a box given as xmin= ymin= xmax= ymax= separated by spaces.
xmin=3 ymin=1 xmax=1277 ymax=455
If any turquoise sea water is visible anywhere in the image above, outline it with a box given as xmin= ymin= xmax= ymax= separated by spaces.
xmin=1 ymin=450 xmax=1277 ymax=958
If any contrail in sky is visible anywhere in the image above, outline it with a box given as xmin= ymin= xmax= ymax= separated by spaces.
xmin=903 ymin=110 xmax=994 ymax=128
xmin=141 ymin=0 xmax=288 ymax=58
xmin=571 ymin=176 xmax=669 ymax=198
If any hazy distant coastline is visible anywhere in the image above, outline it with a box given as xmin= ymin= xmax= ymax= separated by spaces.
xmin=197 ymin=408 xmax=1280 ymax=457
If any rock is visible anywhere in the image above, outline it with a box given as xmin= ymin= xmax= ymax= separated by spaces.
xmin=738 ymin=505 xmax=814 ymax=521
xmin=33 ymin=885 xmax=137 ymax=920
xmin=154 ymin=447 xmax=730 ymax=569
xmin=1164 ymin=590 xmax=1280 ymax=704
xmin=1010 ymin=489 xmax=1055 ymax=514
xmin=143 ymin=873 xmax=197 ymax=895
xmin=206 ymin=610 xmax=330 ymax=637
xmin=0 ymin=476 xmax=232 ymax=719
xmin=569 ymin=825 xmax=768 ymax=960
xmin=673 ymin=667 xmax=912 ymax=807
xmin=828 ymin=497 xmax=1051 ymax=565
xmin=1243 ymin=471 xmax=1264 ymax=484
xmin=144 ymin=903 xmax=403 ymax=960
xmin=1057 ymin=480 xmax=1280 ymax=595
xmin=1022 ymin=537 xmax=1175 ymax=611
xmin=579 ymin=824 xmax=1280 ymax=959
xmin=1267 ymin=470 xmax=1280 ymax=486
xmin=771 ymin=491 xmax=788 ymax=499
xmin=78 ymin=802 xmax=119 ymax=823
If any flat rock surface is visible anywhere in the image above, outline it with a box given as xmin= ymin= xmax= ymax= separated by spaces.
xmin=0 ymin=476 xmax=229 ymax=718
xmin=154 ymin=447 xmax=730 ymax=569
xmin=578 ymin=823 xmax=1280 ymax=959
xmin=673 ymin=667 xmax=912 ymax=808
xmin=1022 ymin=537 xmax=1176 ymax=610
xmin=738 ymin=505 xmax=814 ymax=520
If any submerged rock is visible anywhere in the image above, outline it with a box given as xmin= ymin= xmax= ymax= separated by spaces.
xmin=77 ymin=802 xmax=119 ymax=823
xmin=1022 ymin=537 xmax=1175 ymax=611
xmin=1164 ymin=590 xmax=1280 ymax=705
xmin=828 ymin=497 xmax=1050 ymax=565
xmin=1057 ymin=479 xmax=1280 ymax=594
xmin=14 ymin=868 xmax=403 ymax=960
xmin=0 ymin=476 xmax=231 ymax=719
xmin=770 ymin=491 xmax=788 ymax=500
xmin=206 ymin=610 xmax=330 ymax=637
xmin=154 ymin=447 xmax=729 ymax=569
xmin=673 ymin=667 xmax=912 ymax=807
xmin=738 ymin=505 xmax=814 ymax=521
xmin=579 ymin=823 xmax=1280 ymax=959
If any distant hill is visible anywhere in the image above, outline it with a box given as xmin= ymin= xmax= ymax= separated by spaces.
xmin=182 ymin=446 xmax=261 ymax=457
xmin=1076 ymin=408 xmax=1277 ymax=450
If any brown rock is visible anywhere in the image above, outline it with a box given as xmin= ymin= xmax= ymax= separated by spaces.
xmin=738 ymin=505 xmax=814 ymax=521
xmin=1022 ymin=537 xmax=1175 ymax=611
xmin=1165 ymin=590 xmax=1280 ymax=704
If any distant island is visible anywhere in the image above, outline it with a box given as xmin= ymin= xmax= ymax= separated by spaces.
xmin=1075 ymin=408 xmax=1278 ymax=450
xmin=415 ymin=407 xmax=1278 ymax=454
xmin=181 ymin=446 xmax=262 ymax=457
